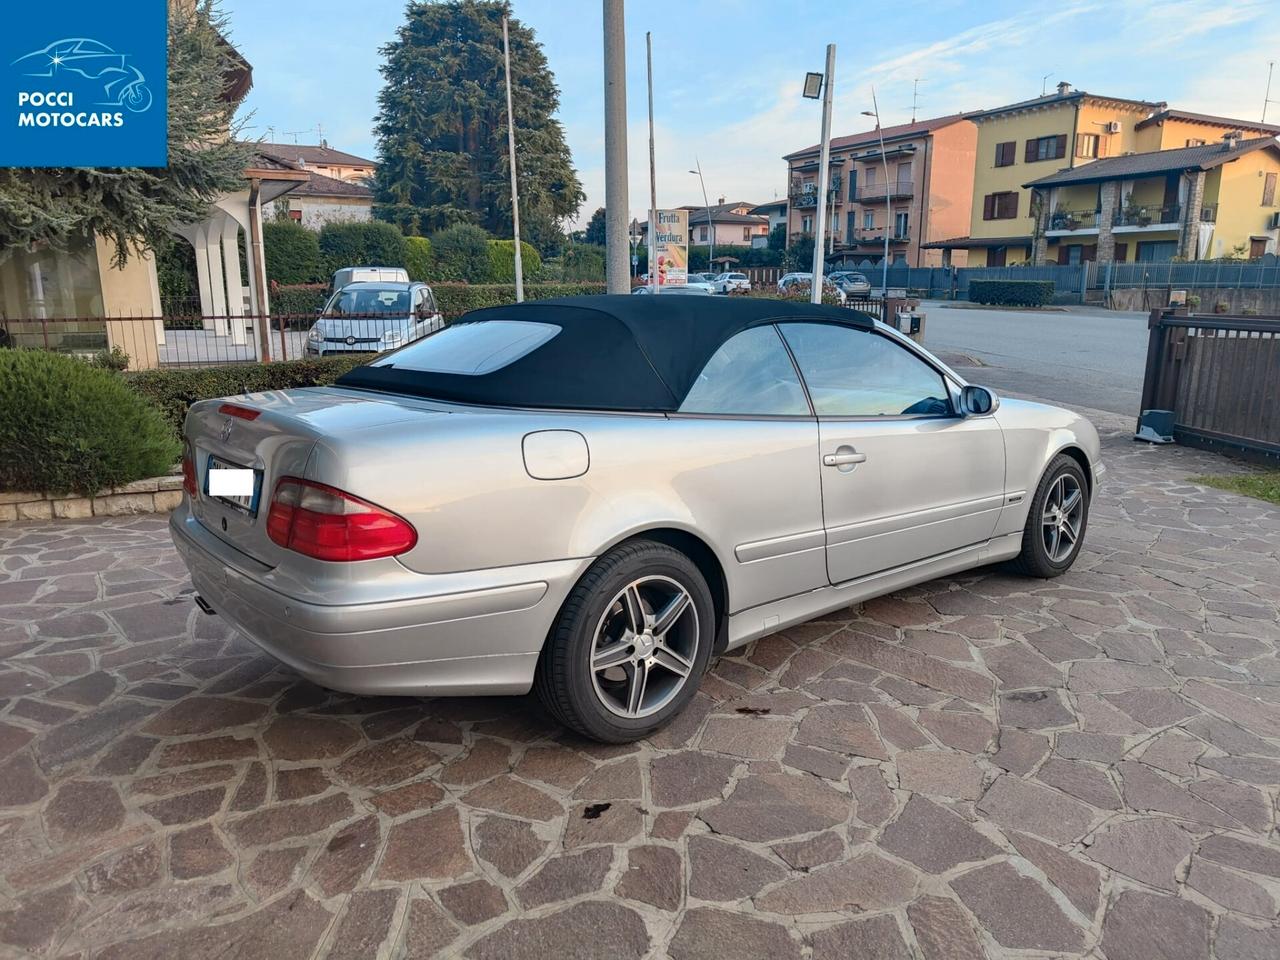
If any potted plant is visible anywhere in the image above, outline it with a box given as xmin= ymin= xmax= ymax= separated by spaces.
xmin=1213 ymin=299 xmax=1229 ymax=314
xmin=1185 ymin=294 xmax=1201 ymax=311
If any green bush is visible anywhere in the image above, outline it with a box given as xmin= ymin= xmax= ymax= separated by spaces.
xmin=554 ymin=244 xmax=607 ymax=282
xmin=488 ymin=240 xmax=542 ymax=283
xmin=1 ymin=350 xmax=181 ymax=496
xmin=405 ymin=236 xmax=433 ymax=282
xmin=317 ymin=221 xmax=408 ymax=277
xmin=271 ymin=283 xmax=330 ymax=315
xmin=432 ymin=282 xmax=606 ymax=317
xmin=968 ymin=279 xmax=1054 ymax=307
xmin=262 ymin=220 xmax=322 ymax=285
xmin=429 ymin=224 xmax=493 ymax=282
xmin=126 ymin=355 xmax=374 ymax=433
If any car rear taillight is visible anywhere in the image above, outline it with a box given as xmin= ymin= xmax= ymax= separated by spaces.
xmin=266 ymin=477 xmax=417 ymax=562
xmin=182 ymin=450 xmax=198 ymax=497
xmin=218 ymin=403 xmax=261 ymax=421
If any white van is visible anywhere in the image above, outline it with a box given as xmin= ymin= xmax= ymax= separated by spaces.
xmin=331 ymin=266 xmax=410 ymax=292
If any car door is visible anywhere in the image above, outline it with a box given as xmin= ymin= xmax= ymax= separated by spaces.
xmin=778 ymin=321 xmax=1006 ymax=585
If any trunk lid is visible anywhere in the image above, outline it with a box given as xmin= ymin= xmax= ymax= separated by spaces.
xmin=185 ymin=387 xmax=448 ymax=566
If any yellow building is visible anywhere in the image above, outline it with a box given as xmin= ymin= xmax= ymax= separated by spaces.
xmin=923 ymin=83 xmax=1165 ymax=265
xmin=258 ymin=142 xmax=376 ymax=184
xmin=1025 ymin=135 xmax=1280 ymax=264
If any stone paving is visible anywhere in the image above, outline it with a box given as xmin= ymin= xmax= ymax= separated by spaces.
xmin=1 ymin=419 xmax=1279 ymax=959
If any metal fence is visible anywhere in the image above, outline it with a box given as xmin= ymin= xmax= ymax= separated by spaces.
xmin=1139 ymin=308 xmax=1280 ymax=462
xmin=0 ymin=314 xmax=404 ymax=368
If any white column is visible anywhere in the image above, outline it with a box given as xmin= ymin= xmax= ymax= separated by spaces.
xmin=221 ymin=218 xmax=246 ymax=344
xmin=188 ymin=228 xmax=214 ymax=325
xmin=145 ymin=249 xmax=165 ymax=345
xmin=203 ymin=220 xmax=229 ymax=336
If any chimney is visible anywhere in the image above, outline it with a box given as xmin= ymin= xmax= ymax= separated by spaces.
xmin=1056 ymin=81 xmax=1072 ymax=96
xmin=1222 ymin=130 xmax=1243 ymax=151
xmin=717 ymin=196 xmax=725 ymax=205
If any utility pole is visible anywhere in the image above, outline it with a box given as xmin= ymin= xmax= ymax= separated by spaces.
xmin=602 ymin=0 xmax=630 ymax=294
xmin=690 ymin=159 xmax=713 ymax=274
xmin=809 ymin=44 xmax=835 ymax=304
xmin=502 ymin=17 xmax=524 ymax=301
xmin=646 ymin=31 xmax=658 ymax=292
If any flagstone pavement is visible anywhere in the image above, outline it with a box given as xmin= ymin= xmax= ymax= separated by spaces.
xmin=0 ymin=414 xmax=1278 ymax=960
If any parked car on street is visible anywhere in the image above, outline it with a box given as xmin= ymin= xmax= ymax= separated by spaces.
xmin=712 ymin=272 xmax=751 ymax=294
xmin=305 ymin=281 xmax=443 ymax=356
xmin=331 ymin=266 xmax=410 ymax=292
xmin=685 ymin=273 xmax=718 ymax=294
xmin=777 ymin=272 xmax=848 ymax=303
xmin=631 ymin=285 xmax=711 ymax=295
xmin=175 ymin=295 xmax=1102 ymax=742
xmin=829 ymin=271 xmax=872 ymax=296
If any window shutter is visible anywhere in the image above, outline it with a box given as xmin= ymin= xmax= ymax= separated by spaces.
xmin=1263 ymin=172 xmax=1277 ymax=206
xmin=1074 ymin=134 xmax=1085 ymax=157
xmin=1055 ymin=135 xmax=1068 ymax=159
xmin=1098 ymin=136 xmax=1108 ymax=158
xmin=1084 ymin=244 xmax=1097 ymax=262
xmin=1114 ymin=243 xmax=1128 ymax=263
xmin=1025 ymin=140 xmax=1038 ymax=163
xmin=983 ymin=194 xmax=995 ymax=220
xmin=1057 ymin=245 xmax=1071 ymax=265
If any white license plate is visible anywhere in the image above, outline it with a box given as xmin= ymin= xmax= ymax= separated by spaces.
xmin=206 ymin=455 xmax=262 ymax=515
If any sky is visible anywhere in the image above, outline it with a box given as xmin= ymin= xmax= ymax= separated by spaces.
xmin=225 ymin=0 xmax=1280 ymax=228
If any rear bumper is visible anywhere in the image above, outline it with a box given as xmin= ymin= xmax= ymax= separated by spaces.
xmin=169 ymin=503 xmax=591 ymax=696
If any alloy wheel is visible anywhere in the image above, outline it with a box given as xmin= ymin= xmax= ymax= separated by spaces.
xmin=589 ymin=575 xmax=700 ymax=719
xmin=1041 ymin=473 xmax=1084 ymax=563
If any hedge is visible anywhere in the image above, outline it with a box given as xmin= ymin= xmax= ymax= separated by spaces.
xmin=489 ymin=240 xmax=542 ymax=283
xmin=2 ymin=350 xmax=181 ymax=496
xmin=968 ymin=279 xmax=1054 ymax=307
xmin=271 ymin=283 xmax=330 ymax=315
xmin=262 ymin=220 xmax=322 ymax=285
xmin=428 ymin=224 xmax=492 ymax=282
xmin=405 ymin=236 xmax=432 ymax=282
xmin=126 ymin=355 xmax=374 ymax=432
xmin=317 ymin=221 xmax=408 ymax=276
xmin=433 ymin=282 xmax=605 ymax=316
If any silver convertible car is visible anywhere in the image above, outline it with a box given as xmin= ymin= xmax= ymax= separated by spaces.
xmin=172 ymin=296 xmax=1102 ymax=742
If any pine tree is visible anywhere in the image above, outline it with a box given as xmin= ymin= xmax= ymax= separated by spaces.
xmin=372 ymin=0 xmax=583 ymax=252
xmin=0 ymin=1 xmax=254 ymax=266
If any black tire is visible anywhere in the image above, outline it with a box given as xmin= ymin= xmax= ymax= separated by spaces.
xmin=1009 ymin=454 xmax=1090 ymax=578
xmin=534 ymin=540 xmax=715 ymax=743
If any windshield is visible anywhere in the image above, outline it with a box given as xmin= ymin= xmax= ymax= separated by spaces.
xmin=323 ymin=286 xmax=412 ymax=317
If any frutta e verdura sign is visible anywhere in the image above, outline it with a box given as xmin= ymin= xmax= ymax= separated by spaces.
xmin=3 ymin=0 xmax=168 ymax=167
xmin=654 ymin=209 xmax=688 ymax=286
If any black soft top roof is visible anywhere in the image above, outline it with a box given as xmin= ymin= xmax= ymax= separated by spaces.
xmin=335 ymin=294 xmax=875 ymax=412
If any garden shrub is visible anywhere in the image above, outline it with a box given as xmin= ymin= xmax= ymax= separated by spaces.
xmin=262 ymin=220 xmax=322 ymax=285
xmin=405 ymin=236 xmax=433 ymax=282
xmin=1 ymin=350 xmax=181 ymax=495
xmin=431 ymin=282 xmax=606 ymax=317
xmin=126 ymin=355 xmax=374 ymax=433
xmin=271 ymin=283 xmax=330 ymax=315
xmin=488 ymin=240 xmax=542 ymax=283
xmin=429 ymin=224 xmax=493 ymax=282
xmin=317 ymin=221 xmax=408 ymax=276
xmin=968 ymin=279 xmax=1054 ymax=307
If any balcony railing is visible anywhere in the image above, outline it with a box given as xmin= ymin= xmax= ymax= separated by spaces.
xmin=1048 ymin=208 xmax=1099 ymax=231
xmin=853 ymin=229 xmax=911 ymax=244
xmin=1114 ymin=203 xmax=1181 ymax=227
xmin=855 ymin=181 xmax=914 ymax=201
xmin=789 ymin=175 xmax=843 ymax=208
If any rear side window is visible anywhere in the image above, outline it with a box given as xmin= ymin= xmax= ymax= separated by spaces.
xmin=679 ymin=326 xmax=809 ymax=416
xmin=779 ymin=322 xmax=951 ymax=417
xmin=375 ymin=320 xmax=558 ymax=374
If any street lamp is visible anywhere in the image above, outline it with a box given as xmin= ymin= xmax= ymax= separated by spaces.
xmin=689 ymin=161 xmax=714 ymax=276
xmin=862 ymin=95 xmax=891 ymax=298
xmin=804 ymin=47 xmax=836 ymax=304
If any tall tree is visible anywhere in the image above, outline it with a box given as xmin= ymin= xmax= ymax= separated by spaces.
xmin=0 ymin=1 xmax=253 ymax=266
xmin=373 ymin=0 xmax=584 ymax=251
xmin=583 ymin=207 xmax=606 ymax=246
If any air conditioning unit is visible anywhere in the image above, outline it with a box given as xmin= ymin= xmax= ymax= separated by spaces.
xmin=1105 ymin=121 xmax=1122 ymax=134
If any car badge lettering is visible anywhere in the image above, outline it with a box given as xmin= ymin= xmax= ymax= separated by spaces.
xmin=220 ymin=419 xmax=234 ymax=442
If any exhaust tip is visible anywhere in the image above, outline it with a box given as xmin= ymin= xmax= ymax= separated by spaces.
xmin=194 ymin=595 xmax=217 ymax=616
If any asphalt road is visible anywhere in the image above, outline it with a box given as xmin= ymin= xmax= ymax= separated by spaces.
xmin=920 ymin=302 xmax=1150 ymax=416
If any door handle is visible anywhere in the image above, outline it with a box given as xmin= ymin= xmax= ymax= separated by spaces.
xmin=823 ymin=451 xmax=868 ymax=467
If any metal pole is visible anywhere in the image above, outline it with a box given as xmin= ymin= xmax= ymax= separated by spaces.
xmin=1264 ymin=60 xmax=1275 ymax=124
xmin=873 ymin=87 xmax=890 ymax=297
xmin=646 ymin=31 xmax=658 ymax=292
xmin=502 ymin=17 xmax=524 ymax=302
xmin=602 ymin=0 xmax=630 ymax=294
xmin=809 ymin=44 xmax=835 ymax=304
xmin=693 ymin=159 xmax=713 ymax=274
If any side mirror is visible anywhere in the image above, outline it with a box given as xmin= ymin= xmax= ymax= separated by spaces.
xmin=960 ymin=384 xmax=999 ymax=417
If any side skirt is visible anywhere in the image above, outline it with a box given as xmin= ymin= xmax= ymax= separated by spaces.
xmin=723 ymin=532 xmax=1023 ymax=651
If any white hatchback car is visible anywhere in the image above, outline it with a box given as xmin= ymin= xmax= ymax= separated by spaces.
xmin=712 ymin=272 xmax=751 ymax=294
